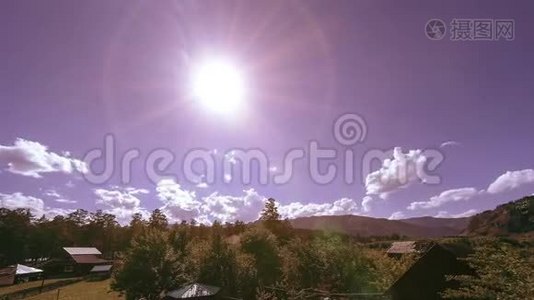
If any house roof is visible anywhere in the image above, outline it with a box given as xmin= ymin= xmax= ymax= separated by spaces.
xmin=15 ymin=264 xmax=43 ymax=275
xmin=166 ymin=283 xmax=220 ymax=299
xmin=386 ymin=244 xmax=473 ymax=297
xmin=63 ymin=247 xmax=102 ymax=255
xmin=387 ymin=241 xmax=434 ymax=254
xmin=71 ymin=254 xmax=109 ymax=264
xmin=387 ymin=241 xmax=418 ymax=254
xmin=90 ymin=265 xmax=113 ymax=272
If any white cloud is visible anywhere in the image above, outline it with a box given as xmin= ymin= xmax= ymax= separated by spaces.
xmin=55 ymin=199 xmax=77 ymax=204
xmin=196 ymin=182 xmax=208 ymax=189
xmin=440 ymin=141 xmax=461 ymax=148
xmin=44 ymin=189 xmax=61 ymax=198
xmin=156 ymin=179 xmax=266 ymax=224
xmin=201 ymin=188 xmax=265 ymax=223
xmin=0 ymin=138 xmax=87 ymax=178
xmin=156 ymin=179 xmax=202 ymax=222
xmin=155 ymin=179 xmax=364 ymax=224
xmin=361 ymin=196 xmax=373 ymax=212
xmin=95 ymin=186 xmax=149 ymax=224
xmin=224 ymin=151 xmax=238 ymax=165
xmin=408 ymin=187 xmax=480 ymax=210
xmin=278 ymin=197 xmax=359 ymax=219
xmin=65 ymin=180 xmax=75 ymax=188
xmin=365 ymin=147 xmax=432 ymax=199
xmin=487 ymin=169 xmax=534 ymax=194
xmin=0 ymin=192 xmax=72 ymax=218
xmin=43 ymin=189 xmax=77 ymax=204
xmin=388 ymin=211 xmax=405 ymax=220
xmin=435 ymin=209 xmax=478 ymax=218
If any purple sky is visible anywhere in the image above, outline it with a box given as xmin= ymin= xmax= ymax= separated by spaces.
xmin=1 ymin=0 xmax=534 ymax=224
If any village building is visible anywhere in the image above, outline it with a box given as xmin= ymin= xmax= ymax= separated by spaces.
xmin=164 ymin=283 xmax=221 ymax=299
xmin=88 ymin=264 xmax=113 ymax=279
xmin=42 ymin=247 xmax=111 ymax=276
xmin=386 ymin=243 xmax=473 ymax=300
xmin=386 ymin=241 xmax=432 ymax=258
xmin=0 ymin=264 xmax=43 ymax=286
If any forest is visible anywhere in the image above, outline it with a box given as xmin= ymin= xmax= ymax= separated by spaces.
xmin=1 ymin=198 xmax=533 ymax=300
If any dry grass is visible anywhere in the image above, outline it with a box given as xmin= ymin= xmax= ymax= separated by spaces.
xmin=0 ymin=278 xmax=71 ymax=296
xmin=23 ymin=279 xmax=123 ymax=300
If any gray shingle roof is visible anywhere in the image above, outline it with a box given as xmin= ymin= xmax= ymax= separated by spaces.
xmin=63 ymin=247 xmax=102 ymax=255
xmin=166 ymin=283 xmax=220 ymax=299
xmin=387 ymin=241 xmax=418 ymax=254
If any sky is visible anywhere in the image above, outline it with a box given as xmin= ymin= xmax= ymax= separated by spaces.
xmin=1 ymin=0 xmax=534 ymax=224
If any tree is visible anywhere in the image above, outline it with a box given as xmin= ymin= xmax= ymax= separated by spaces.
xmin=148 ymin=209 xmax=168 ymax=230
xmin=128 ymin=212 xmax=146 ymax=240
xmin=112 ymin=229 xmax=184 ymax=300
xmin=365 ymin=248 xmax=416 ymax=292
xmin=260 ymin=198 xmax=280 ymax=222
xmin=442 ymin=241 xmax=534 ymax=300
xmin=260 ymin=198 xmax=293 ymax=240
xmin=241 ymin=226 xmax=281 ymax=287
xmin=0 ymin=208 xmax=32 ymax=265
xmin=196 ymin=221 xmax=238 ymax=294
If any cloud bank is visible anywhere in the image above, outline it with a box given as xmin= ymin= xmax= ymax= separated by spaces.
xmin=0 ymin=138 xmax=86 ymax=178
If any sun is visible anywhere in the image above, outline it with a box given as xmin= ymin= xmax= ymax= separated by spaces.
xmin=192 ymin=59 xmax=245 ymax=113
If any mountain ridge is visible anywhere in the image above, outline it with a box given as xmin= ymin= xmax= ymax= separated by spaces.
xmin=289 ymin=196 xmax=534 ymax=238
xmin=289 ymin=214 xmax=470 ymax=238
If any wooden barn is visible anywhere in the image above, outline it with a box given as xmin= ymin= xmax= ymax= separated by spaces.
xmin=42 ymin=247 xmax=112 ymax=276
xmin=386 ymin=243 xmax=472 ymax=300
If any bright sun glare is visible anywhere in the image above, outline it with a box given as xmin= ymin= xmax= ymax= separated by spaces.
xmin=192 ymin=59 xmax=245 ymax=113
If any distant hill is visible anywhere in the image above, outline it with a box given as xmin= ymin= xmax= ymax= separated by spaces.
xmin=288 ymin=196 xmax=534 ymax=238
xmin=289 ymin=215 xmax=470 ymax=238
xmin=465 ymin=196 xmax=534 ymax=235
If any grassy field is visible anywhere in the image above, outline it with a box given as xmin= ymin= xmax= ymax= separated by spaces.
xmin=0 ymin=279 xmax=124 ymax=300
xmin=0 ymin=279 xmax=73 ymax=296
xmin=10 ymin=279 xmax=123 ymax=300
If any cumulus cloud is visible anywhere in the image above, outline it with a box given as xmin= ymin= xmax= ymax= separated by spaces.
xmin=95 ymin=186 xmax=149 ymax=223
xmin=408 ymin=187 xmax=480 ymax=210
xmin=154 ymin=179 xmax=363 ymax=224
xmin=388 ymin=211 xmax=405 ymax=220
xmin=365 ymin=147 xmax=435 ymax=199
xmin=361 ymin=196 xmax=374 ymax=212
xmin=487 ymin=169 xmax=534 ymax=194
xmin=156 ymin=179 xmax=203 ymax=222
xmin=155 ymin=179 xmax=267 ymax=224
xmin=0 ymin=192 xmax=73 ymax=218
xmin=278 ymin=197 xmax=359 ymax=219
xmin=201 ymin=189 xmax=265 ymax=223
xmin=0 ymin=138 xmax=87 ymax=178
xmin=435 ymin=209 xmax=478 ymax=218
xmin=406 ymin=168 xmax=534 ymax=213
